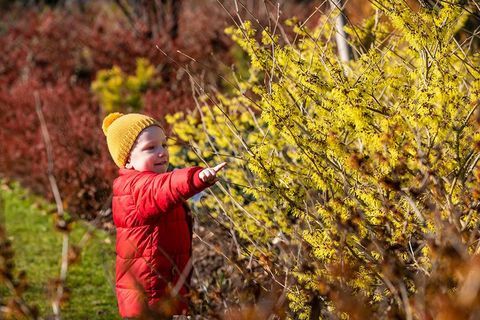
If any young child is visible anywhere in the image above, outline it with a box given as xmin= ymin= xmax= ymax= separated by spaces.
xmin=102 ymin=112 xmax=225 ymax=318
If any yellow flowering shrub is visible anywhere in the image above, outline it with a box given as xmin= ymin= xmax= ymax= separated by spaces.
xmin=168 ymin=2 xmax=480 ymax=319
xmin=92 ymin=58 xmax=158 ymax=112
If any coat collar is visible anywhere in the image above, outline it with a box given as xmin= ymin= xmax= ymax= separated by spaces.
xmin=118 ymin=168 xmax=138 ymax=176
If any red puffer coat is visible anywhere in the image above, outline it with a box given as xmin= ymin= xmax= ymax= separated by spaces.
xmin=112 ymin=166 xmax=211 ymax=318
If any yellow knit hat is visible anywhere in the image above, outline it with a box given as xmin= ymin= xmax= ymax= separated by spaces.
xmin=102 ymin=112 xmax=160 ymax=168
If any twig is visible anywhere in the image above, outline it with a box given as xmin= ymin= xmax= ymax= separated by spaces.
xmin=34 ymin=92 xmax=69 ymax=320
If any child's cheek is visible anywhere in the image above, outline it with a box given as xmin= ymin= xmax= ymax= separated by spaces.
xmin=147 ymin=155 xmax=156 ymax=169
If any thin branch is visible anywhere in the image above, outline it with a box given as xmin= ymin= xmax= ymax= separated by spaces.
xmin=34 ymin=92 xmax=69 ymax=320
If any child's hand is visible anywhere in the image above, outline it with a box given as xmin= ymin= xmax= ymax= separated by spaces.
xmin=199 ymin=162 xmax=227 ymax=184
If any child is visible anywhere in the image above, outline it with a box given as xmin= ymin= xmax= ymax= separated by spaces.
xmin=102 ymin=112 xmax=225 ymax=319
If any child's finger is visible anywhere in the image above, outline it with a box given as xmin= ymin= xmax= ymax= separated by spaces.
xmin=200 ymin=169 xmax=216 ymax=182
xmin=206 ymin=169 xmax=215 ymax=179
xmin=212 ymin=162 xmax=227 ymax=173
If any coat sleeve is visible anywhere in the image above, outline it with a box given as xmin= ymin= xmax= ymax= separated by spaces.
xmin=133 ymin=166 xmax=212 ymax=220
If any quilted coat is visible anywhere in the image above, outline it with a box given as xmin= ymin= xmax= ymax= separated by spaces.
xmin=112 ymin=166 xmax=211 ymax=318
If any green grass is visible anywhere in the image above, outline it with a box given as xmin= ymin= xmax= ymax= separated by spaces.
xmin=1 ymin=182 xmax=120 ymax=319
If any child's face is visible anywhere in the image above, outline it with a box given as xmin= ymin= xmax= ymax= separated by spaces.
xmin=125 ymin=126 xmax=169 ymax=173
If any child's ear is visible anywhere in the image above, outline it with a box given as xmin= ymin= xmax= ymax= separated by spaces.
xmin=125 ymin=159 xmax=133 ymax=169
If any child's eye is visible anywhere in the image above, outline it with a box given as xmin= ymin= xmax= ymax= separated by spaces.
xmin=145 ymin=146 xmax=155 ymax=150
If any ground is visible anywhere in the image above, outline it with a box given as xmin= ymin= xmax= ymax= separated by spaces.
xmin=1 ymin=182 xmax=119 ymax=320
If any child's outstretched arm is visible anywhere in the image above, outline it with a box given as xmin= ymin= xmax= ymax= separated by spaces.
xmin=133 ymin=163 xmax=227 ymax=219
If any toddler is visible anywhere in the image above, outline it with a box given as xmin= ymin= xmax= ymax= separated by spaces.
xmin=102 ymin=112 xmax=225 ymax=318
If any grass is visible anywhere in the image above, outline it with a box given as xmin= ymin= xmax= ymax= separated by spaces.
xmin=1 ymin=181 xmax=120 ymax=319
